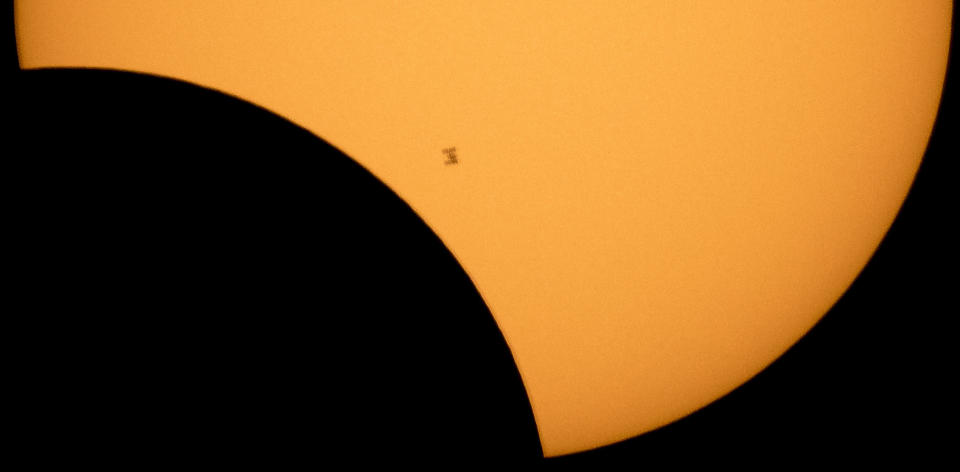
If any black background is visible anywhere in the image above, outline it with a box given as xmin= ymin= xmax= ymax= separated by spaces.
xmin=6 ymin=2 xmax=955 ymax=467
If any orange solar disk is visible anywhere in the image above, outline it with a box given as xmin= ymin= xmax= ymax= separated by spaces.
xmin=15 ymin=1 xmax=952 ymax=457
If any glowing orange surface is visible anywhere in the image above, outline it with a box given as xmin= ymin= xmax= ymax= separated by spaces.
xmin=16 ymin=1 xmax=951 ymax=456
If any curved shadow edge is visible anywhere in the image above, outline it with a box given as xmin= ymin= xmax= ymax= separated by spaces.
xmin=7 ymin=68 xmax=543 ymax=464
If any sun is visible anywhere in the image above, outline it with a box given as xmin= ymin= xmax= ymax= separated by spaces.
xmin=15 ymin=0 xmax=952 ymax=457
